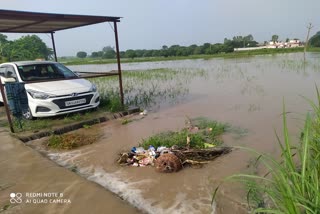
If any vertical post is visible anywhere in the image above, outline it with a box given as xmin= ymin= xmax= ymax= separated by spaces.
xmin=113 ymin=21 xmax=124 ymax=106
xmin=0 ymin=80 xmax=14 ymax=133
xmin=51 ymin=32 xmax=58 ymax=62
xmin=304 ymin=23 xmax=313 ymax=62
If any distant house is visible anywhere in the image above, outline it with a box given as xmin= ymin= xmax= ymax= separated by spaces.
xmin=267 ymin=39 xmax=302 ymax=48
xmin=287 ymin=39 xmax=300 ymax=47
xmin=268 ymin=41 xmax=283 ymax=48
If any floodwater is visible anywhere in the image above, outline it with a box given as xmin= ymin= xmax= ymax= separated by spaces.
xmin=30 ymin=52 xmax=320 ymax=213
xmin=0 ymin=109 xmax=139 ymax=214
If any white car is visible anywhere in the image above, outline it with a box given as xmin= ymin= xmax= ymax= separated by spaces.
xmin=0 ymin=61 xmax=100 ymax=119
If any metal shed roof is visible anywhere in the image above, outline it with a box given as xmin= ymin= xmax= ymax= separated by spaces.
xmin=0 ymin=9 xmax=121 ymax=33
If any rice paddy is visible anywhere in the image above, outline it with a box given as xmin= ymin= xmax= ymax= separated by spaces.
xmin=90 ymin=68 xmax=208 ymax=110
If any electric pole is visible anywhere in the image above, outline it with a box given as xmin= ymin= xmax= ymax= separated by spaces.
xmin=304 ymin=23 xmax=313 ymax=62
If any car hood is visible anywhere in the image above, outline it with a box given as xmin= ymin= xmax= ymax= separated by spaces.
xmin=25 ymin=79 xmax=93 ymax=96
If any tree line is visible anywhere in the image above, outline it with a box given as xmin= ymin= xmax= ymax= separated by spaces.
xmin=79 ymin=32 xmax=319 ymax=60
xmin=0 ymin=34 xmax=52 ymax=62
xmin=77 ymin=34 xmax=259 ymax=59
xmin=0 ymin=31 xmax=319 ymax=63
xmin=309 ymin=31 xmax=320 ymax=47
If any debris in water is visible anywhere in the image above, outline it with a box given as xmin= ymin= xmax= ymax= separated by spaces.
xmin=117 ymin=145 xmax=231 ymax=172
xmin=117 ymin=117 xmax=233 ymax=173
xmin=139 ymin=110 xmax=148 ymax=116
xmin=155 ymin=153 xmax=182 ymax=173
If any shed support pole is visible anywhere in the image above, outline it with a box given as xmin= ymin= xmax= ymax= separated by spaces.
xmin=51 ymin=32 xmax=58 ymax=62
xmin=0 ymin=81 xmax=14 ymax=133
xmin=113 ymin=21 xmax=124 ymax=106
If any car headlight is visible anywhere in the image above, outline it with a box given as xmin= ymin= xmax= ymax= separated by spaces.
xmin=90 ymin=84 xmax=97 ymax=92
xmin=27 ymin=89 xmax=52 ymax=100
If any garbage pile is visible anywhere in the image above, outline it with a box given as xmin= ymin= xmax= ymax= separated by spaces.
xmin=117 ymin=145 xmax=231 ymax=173
xmin=117 ymin=117 xmax=233 ymax=173
xmin=118 ymin=145 xmax=182 ymax=172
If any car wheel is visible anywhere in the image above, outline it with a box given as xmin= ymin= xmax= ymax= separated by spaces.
xmin=22 ymin=108 xmax=34 ymax=120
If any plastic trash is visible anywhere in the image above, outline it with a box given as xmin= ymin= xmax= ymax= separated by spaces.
xmin=135 ymin=147 xmax=145 ymax=154
xmin=131 ymin=147 xmax=136 ymax=153
xmin=148 ymin=145 xmax=155 ymax=151
xmin=148 ymin=145 xmax=156 ymax=157
xmin=139 ymin=110 xmax=148 ymax=115
xmin=139 ymin=157 xmax=154 ymax=166
xmin=156 ymin=146 xmax=171 ymax=155
xmin=134 ymin=154 xmax=147 ymax=160
xmin=156 ymin=146 xmax=167 ymax=153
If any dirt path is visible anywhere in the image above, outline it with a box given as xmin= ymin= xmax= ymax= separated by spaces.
xmin=0 ymin=127 xmax=139 ymax=214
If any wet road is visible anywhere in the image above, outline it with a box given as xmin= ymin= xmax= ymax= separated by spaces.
xmin=0 ymin=115 xmax=139 ymax=214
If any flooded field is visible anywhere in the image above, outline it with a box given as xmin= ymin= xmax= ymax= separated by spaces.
xmin=29 ymin=53 xmax=320 ymax=213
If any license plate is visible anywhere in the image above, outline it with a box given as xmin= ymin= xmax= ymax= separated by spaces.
xmin=65 ymin=98 xmax=86 ymax=106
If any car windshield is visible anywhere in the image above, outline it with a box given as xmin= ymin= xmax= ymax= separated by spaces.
xmin=17 ymin=63 xmax=77 ymax=82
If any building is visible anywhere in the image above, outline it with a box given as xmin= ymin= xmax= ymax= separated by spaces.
xmin=267 ymin=39 xmax=302 ymax=49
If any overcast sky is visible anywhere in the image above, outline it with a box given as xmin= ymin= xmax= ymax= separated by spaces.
xmin=1 ymin=0 xmax=320 ymax=56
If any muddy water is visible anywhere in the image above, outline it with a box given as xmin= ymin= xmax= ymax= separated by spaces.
xmin=0 ymin=113 xmax=139 ymax=213
xmin=31 ymin=53 xmax=320 ymax=213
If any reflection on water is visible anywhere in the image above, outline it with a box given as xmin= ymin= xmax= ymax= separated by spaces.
xmin=38 ymin=52 xmax=320 ymax=214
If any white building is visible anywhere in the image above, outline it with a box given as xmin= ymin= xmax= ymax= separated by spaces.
xmin=267 ymin=39 xmax=301 ymax=48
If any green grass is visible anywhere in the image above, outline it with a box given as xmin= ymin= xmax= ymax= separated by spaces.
xmin=121 ymin=118 xmax=133 ymax=125
xmin=213 ymin=93 xmax=320 ymax=213
xmin=1 ymin=204 xmax=10 ymax=211
xmin=11 ymin=108 xmax=108 ymax=133
xmin=47 ymin=133 xmax=97 ymax=150
xmin=12 ymin=117 xmax=50 ymax=131
xmin=139 ymin=117 xmax=228 ymax=149
xmin=60 ymin=47 xmax=320 ymax=66
xmin=307 ymin=47 xmax=320 ymax=52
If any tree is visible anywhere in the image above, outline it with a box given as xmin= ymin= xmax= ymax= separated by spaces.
xmin=193 ymin=46 xmax=203 ymax=55
xmin=143 ymin=50 xmax=153 ymax=57
xmin=102 ymin=49 xmax=116 ymax=59
xmin=102 ymin=46 xmax=114 ymax=52
xmin=3 ymin=35 xmax=52 ymax=61
xmin=134 ymin=49 xmax=145 ymax=58
xmin=271 ymin=35 xmax=279 ymax=42
xmin=76 ymin=51 xmax=87 ymax=58
xmin=101 ymin=46 xmax=116 ymax=59
xmin=162 ymin=45 xmax=168 ymax=50
xmin=125 ymin=49 xmax=136 ymax=59
xmin=309 ymin=31 xmax=320 ymax=47
xmin=167 ymin=45 xmax=180 ymax=56
xmin=244 ymin=34 xmax=254 ymax=42
xmin=0 ymin=33 xmax=8 ymax=57
xmin=119 ymin=51 xmax=126 ymax=58
xmin=0 ymin=34 xmax=7 ymax=44
xmin=91 ymin=52 xmax=99 ymax=58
